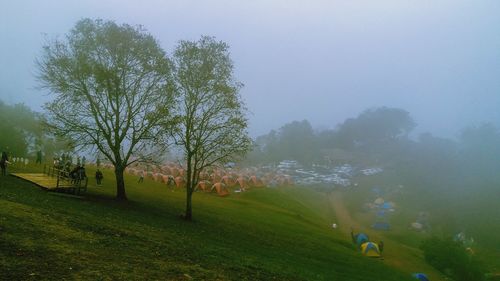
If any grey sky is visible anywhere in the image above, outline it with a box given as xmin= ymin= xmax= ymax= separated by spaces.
xmin=1 ymin=0 xmax=500 ymax=138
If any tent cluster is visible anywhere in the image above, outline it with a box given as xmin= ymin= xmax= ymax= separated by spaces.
xmin=363 ymin=188 xmax=396 ymax=231
xmin=101 ymin=159 xmax=389 ymax=190
xmin=120 ymin=162 xmax=295 ymax=196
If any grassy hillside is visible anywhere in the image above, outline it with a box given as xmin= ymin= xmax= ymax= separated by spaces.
xmin=0 ymin=164 xmax=414 ymax=280
xmin=342 ymin=170 xmax=500 ymax=277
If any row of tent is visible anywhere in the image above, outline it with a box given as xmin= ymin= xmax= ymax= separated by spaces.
xmin=371 ymin=196 xmax=395 ymax=230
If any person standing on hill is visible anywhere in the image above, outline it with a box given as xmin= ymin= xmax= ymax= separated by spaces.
xmin=78 ymin=165 xmax=87 ymax=180
xmin=0 ymin=151 xmax=9 ymax=176
xmin=138 ymin=170 xmax=145 ymax=183
xmin=95 ymin=169 xmax=103 ymax=186
xmin=350 ymin=228 xmax=356 ymax=244
xmin=378 ymin=241 xmax=384 ymax=254
xmin=36 ymin=150 xmax=42 ymax=164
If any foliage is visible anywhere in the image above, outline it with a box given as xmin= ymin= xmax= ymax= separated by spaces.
xmin=458 ymin=123 xmax=500 ymax=183
xmin=421 ymin=236 xmax=485 ymax=281
xmin=250 ymin=120 xmax=320 ymax=164
xmin=0 ymin=101 xmax=32 ymax=156
xmin=334 ymin=107 xmax=415 ymax=149
xmin=0 ymin=100 xmax=75 ymax=161
xmin=36 ymin=18 xmax=174 ymax=200
xmin=166 ymin=36 xmax=251 ymax=220
xmin=247 ymin=107 xmax=415 ymax=165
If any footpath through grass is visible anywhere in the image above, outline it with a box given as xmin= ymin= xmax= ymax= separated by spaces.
xmin=0 ymin=164 xmax=414 ymax=280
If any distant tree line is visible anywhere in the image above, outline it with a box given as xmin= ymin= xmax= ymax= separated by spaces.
xmin=0 ymin=100 xmax=72 ymax=159
xmin=246 ymin=107 xmax=416 ymax=166
xmin=247 ymin=106 xmax=500 ymax=187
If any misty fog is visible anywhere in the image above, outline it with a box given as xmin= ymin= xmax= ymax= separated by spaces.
xmin=2 ymin=0 xmax=500 ymax=138
xmin=1 ymin=1 xmax=500 ymax=280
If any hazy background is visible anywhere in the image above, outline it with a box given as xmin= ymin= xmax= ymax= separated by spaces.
xmin=1 ymin=0 xmax=500 ymax=137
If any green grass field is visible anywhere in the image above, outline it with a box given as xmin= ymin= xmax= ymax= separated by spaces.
xmin=0 ymin=163 xmax=427 ymax=280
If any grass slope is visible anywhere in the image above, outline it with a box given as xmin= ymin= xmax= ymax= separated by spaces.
xmin=0 ymin=164 xmax=414 ymax=280
xmin=342 ymin=170 xmax=500 ymax=279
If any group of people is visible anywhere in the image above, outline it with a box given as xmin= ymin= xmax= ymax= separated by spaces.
xmin=53 ymin=153 xmax=105 ymax=186
xmin=68 ymin=164 xmax=87 ymax=183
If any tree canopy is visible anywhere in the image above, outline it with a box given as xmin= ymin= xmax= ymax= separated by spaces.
xmin=335 ymin=107 xmax=416 ymax=148
xmin=37 ymin=18 xmax=174 ymax=200
xmin=0 ymin=101 xmax=38 ymax=156
xmin=167 ymin=36 xmax=251 ymax=220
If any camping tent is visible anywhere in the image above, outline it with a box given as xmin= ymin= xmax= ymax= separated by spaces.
xmin=174 ymin=176 xmax=185 ymax=188
xmin=372 ymin=222 xmax=391 ymax=230
xmin=381 ymin=202 xmax=393 ymax=210
xmin=211 ymin=182 xmax=230 ymax=197
xmin=355 ymin=233 xmax=369 ymax=247
xmin=372 ymin=187 xmax=382 ymax=195
xmin=411 ymin=222 xmax=423 ymax=231
xmin=197 ymin=180 xmax=210 ymax=192
xmin=361 ymin=242 xmax=381 ymax=257
xmin=412 ymin=273 xmax=429 ymax=281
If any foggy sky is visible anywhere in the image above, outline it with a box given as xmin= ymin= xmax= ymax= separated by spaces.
xmin=1 ymin=0 xmax=500 ymax=138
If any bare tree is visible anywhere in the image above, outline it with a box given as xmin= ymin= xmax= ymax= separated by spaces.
xmin=168 ymin=36 xmax=251 ymax=220
xmin=37 ymin=19 xmax=174 ymax=200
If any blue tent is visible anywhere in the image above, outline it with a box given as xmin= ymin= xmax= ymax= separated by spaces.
xmin=355 ymin=233 xmax=369 ymax=247
xmin=381 ymin=202 xmax=392 ymax=209
xmin=412 ymin=273 xmax=429 ymax=281
xmin=372 ymin=222 xmax=390 ymax=230
xmin=372 ymin=187 xmax=382 ymax=196
xmin=376 ymin=210 xmax=386 ymax=217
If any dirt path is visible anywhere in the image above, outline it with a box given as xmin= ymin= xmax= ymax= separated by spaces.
xmin=329 ymin=191 xmax=446 ymax=281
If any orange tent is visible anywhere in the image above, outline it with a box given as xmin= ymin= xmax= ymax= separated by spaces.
xmin=161 ymin=174 xmax=169 ymax=184
xmin=153 ymin=173 xmax=162 ymax=182
xmin=236 ymin=177 xmax=248 ymax=189
xmin=170 ymin=167 xmax=179 ymax=177
xmin=197 ymin=180 xmax=211 ymax=192
xmin=221 ymin=175 xmax=235 ymax=187
xmin=211 ymin=182 xmax=230 ymax=197
xmin=249 ymin=176 xmax=264 ymax=187
xmin=199 ymin=171 xmax=210 ymax=181
xmin=211 ymin=173 xmax=222 ymax=183
xmin=174 ymin=176 xmax=185 ymax=188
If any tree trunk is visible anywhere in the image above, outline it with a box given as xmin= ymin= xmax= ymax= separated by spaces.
xmin=115 ymin=164 xmax=127 ymax=201
xmin=184 ymin=155 xmax=193 ymax=220
xmin=185 ymin=187 xmax=193 ymax=220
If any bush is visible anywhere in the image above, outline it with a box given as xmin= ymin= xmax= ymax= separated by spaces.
xmin=421 ymin=236 xmax=485 ymax=281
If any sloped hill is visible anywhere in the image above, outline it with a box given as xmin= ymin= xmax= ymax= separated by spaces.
xmin=0 ymin=166 xmax=413 ymax=280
